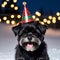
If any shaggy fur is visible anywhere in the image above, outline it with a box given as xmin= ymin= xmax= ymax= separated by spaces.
xmin=12 ymin=21 xmax=49 ymax=60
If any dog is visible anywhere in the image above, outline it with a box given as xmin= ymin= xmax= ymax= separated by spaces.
xmin=12 ymin=21 xmax=49 ymax=60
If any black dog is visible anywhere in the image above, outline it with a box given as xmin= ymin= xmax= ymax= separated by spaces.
xmin=12 ymin=21 xmax=49 ymax=60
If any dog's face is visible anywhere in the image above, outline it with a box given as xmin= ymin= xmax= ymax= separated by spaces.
xmin=12 ymin=22 xmax=47 ymax=52
xmin=18 ymin=26 xmax=41 ymax=52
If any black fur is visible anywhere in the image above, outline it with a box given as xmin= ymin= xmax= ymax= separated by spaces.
xmin=12 ymin=21 xmax=49 ymax=60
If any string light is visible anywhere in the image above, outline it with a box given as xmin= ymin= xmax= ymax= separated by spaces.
xmin=1 ymin=1 xmax=7 ymax=7
xmin=48 ymin=16 xmax=52 ymax=20
xmin=35 ymin=11 xmax=41 ymax=17
xmin=11 ymin=15 xmax=14 ymax=18
xmin=0 ymin=19 xmax=2 ymax=22
xmin=43 ymin=18 xmax=47 ymax=23
xmin=1 ymin=4 xmax=5 ymax=7
xmin=47 ymin=20 xmax=51 ymax=24
xmin=39 ymin=21 xmax=44 ymax=25
xmin=17 ymin=15 xmax=21 ymax=19
xmin=32 ymin=15 xmax=36 ymax=19
xmin=11 ymin=20 xmax=16 ymax=25
xmin=14 ymin=6 xmax=18 ymax=10
xmin=4 ymin=1 xmax=7 ymax=5
xmin=6 ymin=20 xmax=10 ymax=24
xmin=52 ymin=20 xmax=56 ymax=23
xmin=52 ymin=17 xmax=56 ymax=20
xmin=3 ymin=16 xmax=7 ymax=21
xmin=10 ymin=4 xmax=14 ymax=8
xmin=56 ymin=12 xmax=60 ymax=16
xmin=13 ymin=0 xmax=17 ymax=3
xmin=35 ymin=18 xmax=39 ymax=21
xmin=58 ymin=16 xmax=60 ymax=20
xmin=52 ymin=17 xmax=56 ymax=23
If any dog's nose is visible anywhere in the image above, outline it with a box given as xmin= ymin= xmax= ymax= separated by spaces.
xmin=28 ymin=32 xmax=32 ymax=40
xmin=28 ymin=35 xmax=32 ymax=40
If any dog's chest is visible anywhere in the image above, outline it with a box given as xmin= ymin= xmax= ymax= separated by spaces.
xmin=17 ymin=57 xmax=44 ymax=60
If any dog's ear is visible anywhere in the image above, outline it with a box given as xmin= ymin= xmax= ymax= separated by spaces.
xmin=40 ymin=25 xmax=47 ymax=34
xmin=36 ymin=22 xmax=47 ymax=35
xmin=12 ymin=24 xmax=21 ymax=36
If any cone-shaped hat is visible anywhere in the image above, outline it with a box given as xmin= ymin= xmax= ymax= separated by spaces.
xmin=21 ymin=2 xmax=34 ymax=24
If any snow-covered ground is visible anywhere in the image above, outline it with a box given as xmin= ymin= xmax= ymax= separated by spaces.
xmin=0 ymin=23 xmax=60 ymax=60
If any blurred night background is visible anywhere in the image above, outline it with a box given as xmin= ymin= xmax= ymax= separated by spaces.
xmin=0 ymin=0 xmax=60 ymax=60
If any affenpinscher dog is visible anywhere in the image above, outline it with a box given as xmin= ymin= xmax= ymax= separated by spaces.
xmin=12 ymin=21 xmax=49 ymax=60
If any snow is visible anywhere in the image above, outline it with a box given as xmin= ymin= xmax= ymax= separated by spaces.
xmin=0 ymin=23 xmax=60 ymax=60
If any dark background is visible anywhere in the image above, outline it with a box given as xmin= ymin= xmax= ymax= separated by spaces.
xmin=0 ymin=0 xmax=60 ymax=14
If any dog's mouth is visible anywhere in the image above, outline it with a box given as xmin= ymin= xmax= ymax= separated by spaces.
xmin=22 ymin=42 xmax=40 ymax=52
xmin=19 ymin=35 xmax=41 ymax=52
xmin=23 ymin=42 xmax=37 ymax=47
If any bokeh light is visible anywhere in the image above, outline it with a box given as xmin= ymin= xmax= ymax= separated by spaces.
xmin=17 ymin=15 xmax=21 ymax=19
xmin=35 ymin=11 xmax=41 ymax=17
xmin=0 ymin=19 xmax=2 ymax=22
xmin=52 ymin=19 xmax=56 ymax=24
xmin=13 ymin=0 xmax=17 ymax=3
xmin=11 ymin=15 xmax=15 ymax=18
xmin=39 ymin=21 xmax=44 ymax=25
xmin=3 ymin=16 xmax=7 ymax=21
xmin=56 ymin=12 xmax=60 ymax=16
xmin=11 ymin=20 xmax=15 ymax=25
xmin=10 ymin=4 xmax=14 ymax=8
xmin=32 ymin=15 xmax=36 ymax=19
xmin=52 ymin=17 xmax=56 ymax=23
xmin=43 ymin=18 xmax=47 ymax=23
xmin=48 ymin=16 xmax=52 ymax=20
xmin=14 ymin=6 xmax=18 ymax=10
xmin=58 ymin=16 xmax=60 ymax=20
xmin=1 ymin=4 xmax=5 ymax=7
xmin=4 ymin=1 xmax=7 ymax=5
xmin=6 ymin=20 xmax=10 ymax=24
xmin=35 ymin=18 xmax=39 ymax=21
xmin=47 ymin=20 xmax=51 ymax=24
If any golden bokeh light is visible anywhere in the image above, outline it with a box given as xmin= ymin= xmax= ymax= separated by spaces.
xmin=4 ymin=1 xmax=7 ymax=5
xmin=11 ymin=15 xmax=15 ymax=18
xmin=13 ymin=0 xmax=17 ymax=3
xmin=58 ymin=16 xmax=60 ymax=20
xmin=11 ymin=20 xmax=16 ymax=25
xmin=17 ymin=15 xmax=21 ymax=19
xmin=39 ymin=21 xmax=44 ymax=25
xmin=1 ymin=4 xmax=5 ymax=7
xmin=52 ymin=17 xmax=56 ymax=24
xmin=6 ymin=20 xmax=10 ymax=24
xmin=48 ymin=16 xmax=52 ymax=20
xmin=47 ymin=20 xmax=51 ymax=24
xmin=0 ymin=19 xmax=2 ymax=22
xmin=56 ymin=12 xmax=60 ymax=16
xmin=3 ymin=16 xmax=7 ymax=20
xmin=32 ymin=15 xmax=36 ymax=19
xmin=14 ymin=6 xmax=18 ymax=10
xmin=10 ymin=4 xmax=14 ymax=8
xmin=52 ymin=19 xmax=56 ymax=24
xmin=43 ymin=18 xmax=47 ymax=23
xmin=35 ymin=11 xmax=41 ymax=17
xmin=35 ymin=18 xmax=39 ymax=21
